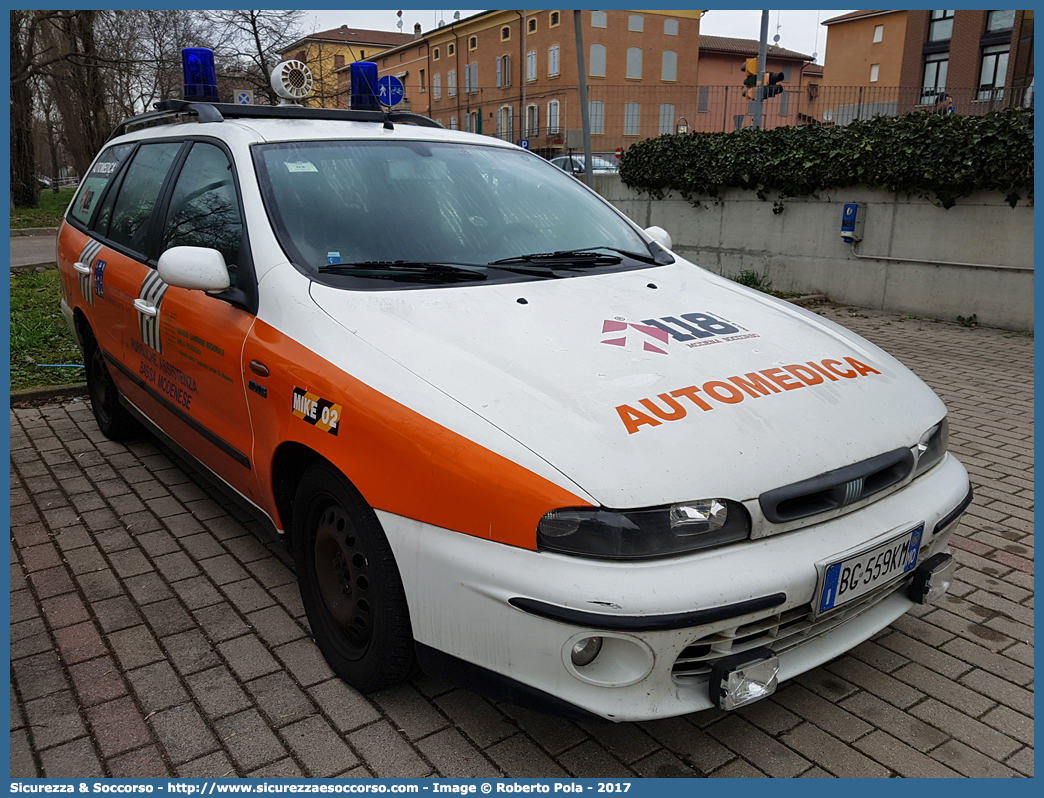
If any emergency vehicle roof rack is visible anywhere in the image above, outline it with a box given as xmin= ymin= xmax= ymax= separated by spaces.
xmin=109 ymin=99 xmax=445 ymax=141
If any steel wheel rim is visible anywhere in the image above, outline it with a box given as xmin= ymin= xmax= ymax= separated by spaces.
xmin=313 ymin=502 xmax=373 ymax=652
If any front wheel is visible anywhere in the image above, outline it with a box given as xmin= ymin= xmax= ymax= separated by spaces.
xmin=291 ymin=462 xmax=415 ymax=692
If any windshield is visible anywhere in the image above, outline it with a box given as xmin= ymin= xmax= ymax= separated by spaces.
xmin=253 ymin=140 xmax=648 ymax=282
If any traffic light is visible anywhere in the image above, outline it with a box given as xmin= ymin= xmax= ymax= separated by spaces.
xmin=742 ymin=57 xmax=758 ymax=101
xmin=763 ymin=71 xmax=785 ymax=98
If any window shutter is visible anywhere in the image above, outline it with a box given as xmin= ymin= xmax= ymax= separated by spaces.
xmin=496 ymin=58 xmax=502 ymax=87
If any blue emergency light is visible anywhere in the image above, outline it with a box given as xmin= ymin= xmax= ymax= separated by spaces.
xmin=182 ymin=48 xmax=219 ymax=103
xmin=350 ymin=62 xmax=381 ymax=111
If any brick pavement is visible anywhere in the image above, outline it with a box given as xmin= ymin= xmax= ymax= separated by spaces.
xmin=9 ymin=303 xmax=1033 ymax=778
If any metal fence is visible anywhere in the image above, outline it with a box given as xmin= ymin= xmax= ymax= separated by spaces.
xmin=440 ymin=83 xmax=1033 ymax=155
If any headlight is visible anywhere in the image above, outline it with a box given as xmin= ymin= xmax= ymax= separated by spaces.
xmin=913 ymin=417 xmax=948 ymax=478
xmin=537 ymin=499 xmax=750 ymax=559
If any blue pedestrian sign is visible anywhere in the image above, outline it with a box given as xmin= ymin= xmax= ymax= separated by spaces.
xmin=235 ymin=90 xmax=253 ymax=105
xmin=519 ymin=139 xmax=530 ymax=150
xmin=377 ymin=75 xmax=405 ymax=107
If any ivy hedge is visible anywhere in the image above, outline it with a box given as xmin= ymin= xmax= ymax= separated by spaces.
xmin=618 ymin=107 xmax=1033 ymax=210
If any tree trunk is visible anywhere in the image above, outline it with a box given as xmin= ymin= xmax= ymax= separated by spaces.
xmin=10 ymin=11 xmax=39 ymax=208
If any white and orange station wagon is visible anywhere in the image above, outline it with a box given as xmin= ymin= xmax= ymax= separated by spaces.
xmin=57 ymin=59 xmax=971 ymax=722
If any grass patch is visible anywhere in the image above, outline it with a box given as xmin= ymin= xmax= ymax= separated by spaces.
xmin=10 ymin=269 xmax=85 ymax=390
xmin=728 ymin=269 xmax=805 ymax=299
xmin=11 ymin=186 xmax=75 ymax=229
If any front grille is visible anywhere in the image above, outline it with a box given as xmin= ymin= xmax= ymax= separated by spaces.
xmin=759 ymin=448 xmax=914 ymax=524
xmin=671 ymin=573 xmax=914 ymax=682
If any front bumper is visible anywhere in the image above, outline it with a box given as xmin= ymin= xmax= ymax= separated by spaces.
xmin=379 ymin=453 xmax=969 ymax=721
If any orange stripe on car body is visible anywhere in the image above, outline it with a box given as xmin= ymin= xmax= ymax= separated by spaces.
xmin=245 ymin=320 xmax=591 ymax=549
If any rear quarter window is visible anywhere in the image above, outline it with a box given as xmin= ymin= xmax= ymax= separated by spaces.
xmin=67 ymin=143 xmax=135 ymax=227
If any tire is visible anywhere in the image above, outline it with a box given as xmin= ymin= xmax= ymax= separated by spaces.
xmin=83 ymin=327 xmax=140 ymax=441
xmin=292 ymin=462 xmax=416 ymax=692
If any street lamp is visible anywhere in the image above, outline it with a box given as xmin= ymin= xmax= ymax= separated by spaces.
xmin=675 ymin=117 xmax=689 ymax=134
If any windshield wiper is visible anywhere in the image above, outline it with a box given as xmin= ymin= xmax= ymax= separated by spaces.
xmin=489 ymin=249 xmax=623 ymax=267
xmin=318 ymin=261 xmax=487 ymax=282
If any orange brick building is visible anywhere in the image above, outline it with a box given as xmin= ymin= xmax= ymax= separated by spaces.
xmin=349 ymin=9 xmax=704 ymax=156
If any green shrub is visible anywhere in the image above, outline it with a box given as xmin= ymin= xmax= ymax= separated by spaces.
xmin=619 ymin=108 xmax=1033 ymax=210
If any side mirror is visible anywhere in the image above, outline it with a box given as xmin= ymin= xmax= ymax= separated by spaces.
xmin=644 ymin=226 xmax=673 ymax=251
xmin=157 ymin=246 xmax=231 ymax=293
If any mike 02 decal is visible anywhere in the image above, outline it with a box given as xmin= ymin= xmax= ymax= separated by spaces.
xmin=292 ymin=387 xmax=342 ymax=435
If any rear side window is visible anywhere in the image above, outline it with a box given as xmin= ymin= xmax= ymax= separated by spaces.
xmin=107 ymin=142 xmax=182 ymax=255
xmin=162 ymin=142 xmax=243 ymax=283
xmin=67 ymin=143 xmax=134 ymax=227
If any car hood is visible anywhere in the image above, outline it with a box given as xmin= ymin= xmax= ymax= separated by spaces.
xmin=309 ymin=262 xmax=946 ymax=508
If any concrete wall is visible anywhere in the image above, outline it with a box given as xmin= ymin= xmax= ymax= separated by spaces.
xmin=595 ymin=176 xmax=1034 ymax=330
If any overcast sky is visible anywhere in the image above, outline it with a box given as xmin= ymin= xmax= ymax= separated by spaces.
xmin=301 ymin=9 xmax=855 ymax=65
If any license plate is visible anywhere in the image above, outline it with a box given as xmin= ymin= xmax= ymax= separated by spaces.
xmin=817 ymin=524 xmax=923 ymax=615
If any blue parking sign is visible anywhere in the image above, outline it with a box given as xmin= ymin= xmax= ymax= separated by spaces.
xmin=519 ymin=139 xmax=530 ymax=150
xmin=377 ymin=75 xmax=405 ymax=107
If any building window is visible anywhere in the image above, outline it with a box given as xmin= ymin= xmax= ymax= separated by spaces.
xmin=419 ymin=69 xmax=426 ymax=92
xmin=433 ymin=73 xmax=441 ymax=100
xmin=433 ymin=47 xmax=440 ymax=61
xmin=986 ymin=10 xmax=1016 ymax=31
xmin=780 ymin=92 xmax=790 ymax=116
xmin=448 ymin=43 xmax=455 ymax=56
xmin=921 ymin=52 xmax=949 ymax=103
xmin=450 ymin=116 xmax=457 ymax=130
xmin=624 ymin=102 xmax=640 ymax=135
xmin=360 ymin=50 xmax=366 ymax=60
xmin=661 ymin=50 xmax=676 ymax=81
xmin=979 ymin=44 xmax=1010 ymax=100
xmin=783 ymin=63 xmax=792 ymax=82
xmin=496 ymin=55 xmax=511 ymax=87
xmin=527 ymin=50 xmax=537 ymax=81
xmin=589 ymin=100 xmax=604 ymax=134
xmin=547 ymin=100 xmax=560 ymax=134
xmin=469 ymin=37 xmax=477 ymax=50
xmin=590 ymin=44 xmax=606 ymax=77
xmin=591 ymin=11 xmax=607 ymax=29
xmin=502 ymin=26 xmax=510 ymax=41
xmin=497 ymin=106 xmax=513 ymax=141
xmin=550 ymin=11 xmax=560 ymax=27
xmin=698 ymin=86 xmax=709 ymax=112
xmin=870 ymin=63 xmax=880 ymax=82
xmin=629 ymin=15 xmax=644 ymax=32
xmin=627 ymin=47 xmax=643 ymax=80
xmin=873 ymin=24 xmax=883 ymax=43
xmin=664 ymin=18 xmax=678 ymax=36
xmin=928 ymin=10 xmax=955 ymax=42
xmin=465 ymin=63 xmax=478 ymax=93
xmin=528 ymin=18 xmax=536 ymax=34
xmin=448 ymin=69 xmax=456 ymax=96
xmin=525 ymin=104 xmax=538 ymax=136
xmin=658 ymin=103 xmax=674 ymax=135
xmin=549 ymin=45 xmax=560 ymax=76
xmin=334 ymin=54 xmax=344 ymax=69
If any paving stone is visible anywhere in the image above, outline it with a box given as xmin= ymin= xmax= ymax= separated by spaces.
xmin=348 ymin=721 xmax=431 ymax=777
xmin=29 ymin=567 xmax=76 ymax=600
xmin=706 ymin=716 xmax=810 ymax=778
xmin=39 ymin=737 xmax=103 ymax=777
xmin=222 ymin=578 xmax=276 ymax=613
xmin=218 ymin=634 xmax=282 ymax=682
xmin=557 ymin=740 xmax=633 ymax=777
xmin=486 ymin=734 xmax=568 ymax=778
xmin=122 ymin=573 xmax=173 ymax=605
xmin=578 ymin=719 xmax=660 ymax=765
xmin=823 ymin=657 xmax=923 ymax=710
xmin=13 ymin=651 xmax=70 ymax=701
xmin=247 ymin=605 xmax=306 ymax=647
xmin=246 ymin=671 xmax=317 ymax=728
xmin=108 ymin=745 xmax=171 ymax=778
xmin=193 ymin=602 xmax=251 ymax=643
xmin=940 ymin=637 xmax=1034 ymax=685
xmin=162 ymin=629 xmax=221 ymax=676
xmin=928 ymin=740 xmax=1016 ymax=778
xmin=24 ymin=690 xmax=85 ymax=749
xmin=308 ymin=678 xmax=380 ymax=732
xmin=248 ymin=759 xmax=304 ymax=778
xmin=11 ymin=618 xmax=55 ymax=660
xmin=280 ymin=715 xmax=359 ymax=778
xmin=140 ymin=597 xmax=195 ymax=638
xmin=177 ymin=750 xmax=237 ymax=778
xmin=497 ymin=703 xmax=586 ymax=757
xmin=735 ymin=696 xmax=801 ymax=735
xmin=910 ymin=698 xmax=1021 ymax=760
xmin=127 ymin=661 xmax=190 ymax=712
xmin=1006 ymin=747 xmax=1034 ymax=777
xmin=273 ymin=638 xmax=335 ymax=687
xmin=87 ymin=696 xmax=151 ymax=758
xmin=134 ymin=530 xmax=180 ymax=558
xmin=709 ymin=758 xmax=767 ymax=778
xmin=186 ymin=666 xmax=253 ymax=719
xmin=639 ymin=717 xmax=735 ymax=774
xmin=632 ymin=748 xmax=698 ymax=778
xmin=772 ymin=684 xmax=872 ymax=743
xmin=958 ymin=668 xmax=1034 ymax=716
xmin=837 ymin=691 xmax=948 ymax=753
xmin=416 ymin=728 xmax=500 ymax=778
xmin=9 ymin=729 xmax=38 ymax=777
xmin=980 ymin=705 xmax=1033 ymax=747
xmin=109 ymin=625 xmax=164 ymax=671
xmin=370 ymin=683 xmax=449 ymax=740
xmin=171 ymin=575 xmax=224 ymax=610
xmin=853 ymin=730 xmax=960 ymax=778
xmin=150 ymin=704 xmax=219 ymax=765
xmin=53 ymin=620 xmax=106 ymax=665
xmin=779 ymin=721 xmax=887 ymax=778
xmin=215 ymin=709 xmax=288 ymax=772
xmin=200 ymin=553 xmax=249 ymax=585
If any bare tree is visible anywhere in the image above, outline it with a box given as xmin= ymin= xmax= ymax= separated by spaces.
xmin=205 ymin=10 xmax=306 ymax=105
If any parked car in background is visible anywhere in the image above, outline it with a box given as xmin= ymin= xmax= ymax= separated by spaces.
xmin=550 ymin=154 xmax=619 ymax=175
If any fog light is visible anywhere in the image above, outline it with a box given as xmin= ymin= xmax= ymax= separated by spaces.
xmin=570 ymin=636 xmax=603 ymax=667
xmin=709 ymin=647 xmax=779 ymax=710
xmin=909 ymin=552 xmax=955 ymax=605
